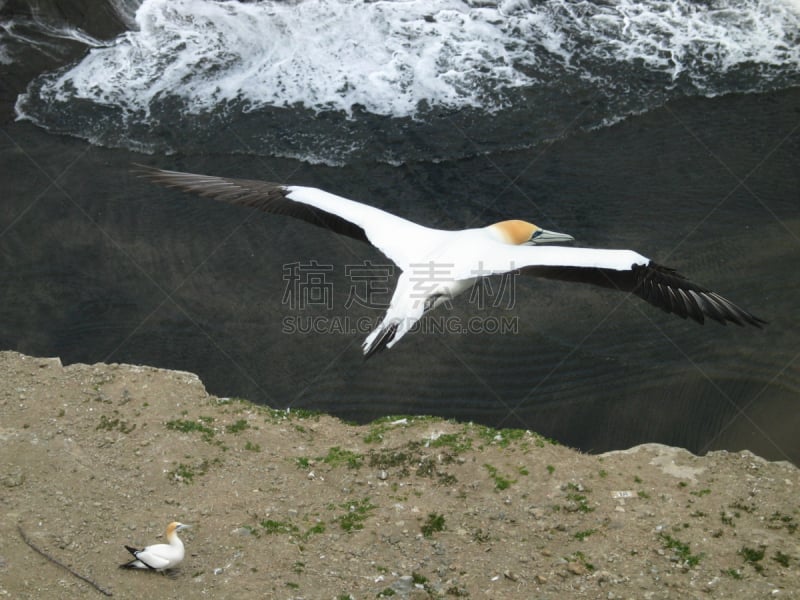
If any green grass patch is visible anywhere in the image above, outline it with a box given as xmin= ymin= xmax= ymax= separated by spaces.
xmin=659 ymin=533 xmax=703 ymax=567
xmin=773 ymin=550 xmax=790 ymax=567
xmin=574 ymin=529 xmax=597 ymax=541
xmin=739 ymin=545 xmax=766 ymax=572
xmin=96 ymin=415 xmax=135 ymax=434
xmin=322 ymin=446 xmax=364 ymax=469
xmin=166 ymin=418 xmax=215 ymax=442
xmin=722 ymin=568 xmax=743 ymax=580
xmin=169 ymin=459 xmax=210 ymax=484
xmin=334 ymin=498 xmax=377 ymax=532
xmin=484 ymin=464 xmax=515 ymax=491
xmin=564 ymin=483 xmax=594 ymax=513
xmin=429 ymin=432 xmax=472 ymax=453
xmin=421 ymin=513 xmax=446 ymax=538
xmin=261 ymin=519 xmax=300 ymax=535
xmin=226 ymin=419 xmax=250 ymax=434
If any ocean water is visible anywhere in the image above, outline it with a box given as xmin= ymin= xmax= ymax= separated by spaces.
xmin=1 ymin=0 xmax=799 ymax=463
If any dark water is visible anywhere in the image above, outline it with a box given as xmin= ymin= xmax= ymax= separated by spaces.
xmin=1 ymin=0 xmax=799 ymax=464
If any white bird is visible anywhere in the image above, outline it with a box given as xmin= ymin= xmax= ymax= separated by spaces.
xmin=137 ymin=165 xmax=765 ymax=357
xmin=120 ymin=521 xmax=189 ymax=571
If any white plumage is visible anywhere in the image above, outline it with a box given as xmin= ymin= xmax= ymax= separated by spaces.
xmin=138 ymin=165 xmax=765 ymax=356
xmin=120 ymin=521 xmax=188 ymax=571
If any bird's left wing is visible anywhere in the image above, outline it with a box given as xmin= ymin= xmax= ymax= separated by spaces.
xmin=463 ymin=244 xmax=765 ymax=327
xmin=133 ymin=547 xmax=171 ymax=570
xmin=135 ymin=165 xmax=431 ymax=269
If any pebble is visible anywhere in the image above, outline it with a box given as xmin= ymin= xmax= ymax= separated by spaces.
xmin=392 ymin=575 xmax=414 ymax=594
xmin=567 ymin=561 xmax=587 ymax=576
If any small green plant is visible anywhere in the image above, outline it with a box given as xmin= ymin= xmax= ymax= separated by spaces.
xmin=690 ymin=488 xmax=711 ymax=497
xmin=769 ymin=512 xmax=797 ymax=534
xmin=574 ymin=529 xmax=597 ymax=541
xmin=244 ymin=441 xmax=261 ymax=452
xmin=659 ymin=533 xmax=702 ymax=567
xmin=302 ymin=522 xmax=326 ymax=540
xmin=478 ymin=426 xmax=527 ymax=448
xmin=335 ymin=498 xmax=376 ymax=532
xmin=169 ymin=459 xmax=210 ymax=484
xmin=546 ymin=465 xmax=555 ymax=475
xmin=484 ymin=464 xmax=515 ymax=490
xmin=429 ymin=432 xmax=472 ymax=453
xmin=377 ymin=588 xmax=396 ymax=597
xmin=723 ymin=568 xmax=743 ymax=580
xmin=226 ymin=419 xmax=250 ymax=434
xmin=739 ymin=545 xmax=765 ymax=572
xmin=773 ymin=551 xmax=790 ymax=567
xmin=261 ymin=520 xmax=299 ymax=535
xmin=421 ymin=513 xmax=446 ymax=538
xmin=730 ymin=499 xmax=756 ymax=513
xmin=96 ymin=415 xmax=136 ymax=434
xmin=322 ymin=446 xmax=364 ymax=469
xmin=166 ymin=418 xmax=215 ymax=442
xmin=598 ymin=469 xmax=607 ymax=478
xmin=564 ymin=483 xmax=594 ymax=513
xmin=637 ymin=490 xmax=650 ymax=499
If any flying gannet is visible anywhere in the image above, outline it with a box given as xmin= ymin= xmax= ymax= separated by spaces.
xmin=137 ymin=165 xmax=765 ymax=357
xmin=120 ymin=521 xmax=189 ymax=571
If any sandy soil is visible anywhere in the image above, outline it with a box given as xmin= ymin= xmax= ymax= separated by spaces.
xmin=0 ymin=350 xmax=798 ymax=599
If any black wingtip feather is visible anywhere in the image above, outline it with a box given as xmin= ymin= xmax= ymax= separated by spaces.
xmin=135 ymin=164 xmax=371 ymax=245
xmin=521 ymin=261 xmax=765 ymax=328
xmin=363 ymin=322 xmax=398 ymax=360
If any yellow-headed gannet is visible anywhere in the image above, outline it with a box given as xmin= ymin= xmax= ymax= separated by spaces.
xmin=120 ymin=521 xmax=188 ymax=571
xmin=138 ymin=165 xmax=765 ymax=357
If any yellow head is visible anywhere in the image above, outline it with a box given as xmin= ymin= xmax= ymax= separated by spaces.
xmin=490 ymin=220 xmax=575 ymax=246
xmin=165 ymin=522 xmax=188 ymax=538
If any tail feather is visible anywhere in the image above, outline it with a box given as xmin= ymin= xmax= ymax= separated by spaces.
xmin=362 ymin=321 xmax=398 ymax=359
xmin=120 ymin=545 xmax=149 ymax=569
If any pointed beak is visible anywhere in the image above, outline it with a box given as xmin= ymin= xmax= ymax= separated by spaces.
xmin=529 ymin=228 xmax=575 ymax=245
xmin=177 ymin=524 xmax=191 ymax=531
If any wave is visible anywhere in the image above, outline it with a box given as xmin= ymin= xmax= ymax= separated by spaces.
xmin=11 ymin=0 xmax=800 ymax=164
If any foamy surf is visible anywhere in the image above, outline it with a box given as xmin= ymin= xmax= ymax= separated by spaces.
xmin=12 ymin=0 xmax=800 ymax=164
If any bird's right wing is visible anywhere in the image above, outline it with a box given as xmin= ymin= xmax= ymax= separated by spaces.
xmin=135 ymin=165 xmax=432 ymax=269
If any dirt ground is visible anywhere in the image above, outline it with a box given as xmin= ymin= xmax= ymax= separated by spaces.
xmin=0 ymin=350 xmax=798 ymax=599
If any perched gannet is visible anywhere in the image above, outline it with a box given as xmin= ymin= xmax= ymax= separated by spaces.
xmin=137 ymin=165 xmax=765 ymax=357
xmin=120 ymin=521 xmax=189 ymax=571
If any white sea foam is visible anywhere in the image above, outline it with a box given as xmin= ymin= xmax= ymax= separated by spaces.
xmin=10 ymin=0 xmax=799 ymax=164
xmin=16 ymin=0 xmax=800 ymax=119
